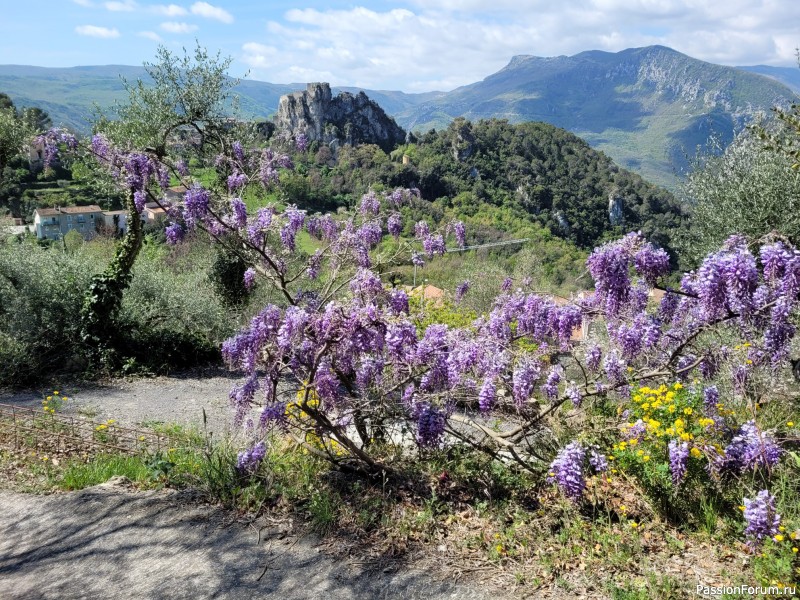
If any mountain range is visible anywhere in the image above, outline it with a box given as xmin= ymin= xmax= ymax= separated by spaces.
xmin=1 ymin=46 xmax=797 ymax=188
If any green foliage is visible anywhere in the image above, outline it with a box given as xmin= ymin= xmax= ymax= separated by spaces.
xmin=0 ymin=233 xmax=238 ymax=384
xmin=80 ymin=190 xmax=143 ymax=370
xmin=678 ymin=128 xmax=800 ymax=265
xmin=0 ymin=238 xmax=93 ymax=383
xmin=59 ymin=454 xmax=154 ymax=490
xmin=62 ymin=229 xmax=84 ymax=254
xmin=0 ymin=102 xmax=33 ymax=171
xmin=97 ymin=43 xmax=240 ymax=155
xmin=208 ymin=245 xmax=249 ymax=306
xmin=409 ymin=295 xmax=477 ymax=330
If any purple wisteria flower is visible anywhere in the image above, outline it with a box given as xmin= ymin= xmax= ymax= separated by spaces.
xmin=634 ymin=245 xmax=671 ymax=284
xmin=227 ymin=171 xmax=247 ymax=192
xmin=236 ymin=440 xmax=267 ymax=474
xmin=243 ymin=268 xmax=256 ymax=291
xmin=622 ymin=419 xmax=647 ymax=442
xmin=541 ymin=366 xmax=562 ymax=401
xmin=228 ymin=198 xmax=247 ymax=229
xmin=585 ymin=345 xmax=602 ymax=372
xmin=387 ymin=213 xmax=402 ymax=239
xmin=422 ymin=233 xmax=446 ymax=257
xmin=91 ymin=134 xmax=110 ymax=160
xmin=359 ymin=191 xmax=381 ymax=216
xmin=548 ymin=442 xmax=586 ymax=501
xmin=388 ymin=289 xmax=409 ymax=315
xmin=726 ymin=421 xmax=782 ymax=472
xmin=164 ymin=223 xmax=185 ymax=245
xmin=703 ymin=386 xmax=719 ymax=412
xmin=452 ymin=220 xmax=466 ymax=248
xmin=478 ymin=379 xmax=495 ymax=412
xmin=295 ymin=133 xmax=309 ymax=152
xmin=668 ymin=439 xmax=689 ymax=487
xmin=183 ymin=185 xmax=211 ymax=226
xmin=743 ymin=489 xmax=781 ymax=549
xmin=412 ymin=401 xmax=449 ymax=448
xmin=455 ymin=281 xmax=470 ymax=302
xmin=566 ymin=383 xmax=582 ymax=407
xmin=175 ymin=158 xmax=189 ymax=176
xmin=512 ymin=358 xmax=541 ymax=406
xmin=589 ymin=447 xmax=608 ymax=473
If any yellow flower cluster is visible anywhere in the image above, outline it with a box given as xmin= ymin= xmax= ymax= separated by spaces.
xmin=625 ymin=383 xmax=711 ymax=443
xmin=42 ymin=390 xmax=69 ymax=415
xmin=613 ymin=383 xmax=722 ymax=467
xmin=286 ymin=387 xmax=320 ymax=421
xmin=288 ymin=386 xmax=346 ymax=457
xmin=94 ymin=418 xmax=116 ymax=432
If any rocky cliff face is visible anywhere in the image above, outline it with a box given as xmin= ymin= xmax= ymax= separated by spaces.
xmin=274 ymin=83 xmax=406 ymax=152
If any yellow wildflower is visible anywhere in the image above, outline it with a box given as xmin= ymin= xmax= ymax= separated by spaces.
xmin=630 ymin=522 xmax=639 ymax=528
xmin=629 ymin=438 xmax=638 ymax=446
xmin=690 ymin=447 xmax=702 ymax=459
xmin=667 ymin=405 xmax=676 ymax=414
xmin=793 ymin=548 xmax=798 ymax=553
xmin=683 ymin=407 xmax=693 ymax=416
xmin=775 ymin=535 xmax=785 ymax=542
xmin=673 ymin=383 xmax=683 ymax=390
xmin=636 ymin=449 xmax=644 ymax=457
xmin=643 ymin=455 xmax=650 ymax=462
xmin=787 ymin=422 xmax=795 ymax=427
xmin=642 ymin=403 xmax=650 ymax=410
xmin=680 ymin=432 xmax=692 ymax=441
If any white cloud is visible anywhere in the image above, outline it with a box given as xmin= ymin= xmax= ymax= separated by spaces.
xmin=75 ymin=24 xmax=121 ymax=38
xmin=138 ymin=30 xmax=162 ymax=41
xmin=240 ymin=3 xmax=800 ymax=91
xmin=152 ymin=3 xmax=187 ymax=16
xmin=104 ymin=0 xmax=136 ymax=11
xmin=160 ymin=21 xmax=198 ymax=33
xmin=72 ymin=0 xmax=94 ymax=6
xmin=190 ymin=2 xmax=233 ymax=23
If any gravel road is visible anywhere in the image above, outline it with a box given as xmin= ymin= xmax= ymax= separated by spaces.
xmin=0 ymin=370 xmax=247 ymax=437
xmin=0 ymin=373 xmax=498 ymax=599
xmin=0 ymin=477 xmax=493 ymax=600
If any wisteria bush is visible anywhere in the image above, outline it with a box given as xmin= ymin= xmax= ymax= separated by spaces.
xmin=37 ymin=117 xmax=800 ymax=555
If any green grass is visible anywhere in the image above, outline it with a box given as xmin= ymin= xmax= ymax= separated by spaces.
xmin=59 ymin=454 xmax=153 ymax=490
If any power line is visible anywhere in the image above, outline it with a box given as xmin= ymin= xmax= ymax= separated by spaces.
xmin=445 ymin=238 xmax=529 ymax=253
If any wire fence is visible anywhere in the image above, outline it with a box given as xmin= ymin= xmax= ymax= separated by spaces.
xmin=0 ymin=403 xmax=175 ymax=457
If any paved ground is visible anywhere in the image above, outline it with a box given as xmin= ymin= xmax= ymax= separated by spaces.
xmin=0 ymin=478 xmax=492 ymax=600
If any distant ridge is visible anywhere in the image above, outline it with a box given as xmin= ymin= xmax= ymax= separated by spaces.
xmin=392 ymin=45 xmax=798 ymax=187
xmin=1 ymin=46 xmax=797 ymax=188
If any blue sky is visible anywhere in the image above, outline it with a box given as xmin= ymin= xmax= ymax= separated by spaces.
xmin=0 ymin=1 xmax=797 ymax=91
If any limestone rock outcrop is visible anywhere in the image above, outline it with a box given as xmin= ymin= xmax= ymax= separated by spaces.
xmin=274 ymin=83 xmax=406 ymax=152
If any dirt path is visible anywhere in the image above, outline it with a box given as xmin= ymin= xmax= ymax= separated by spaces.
xmin=0 ymin=478 xmax=492 ymax=600
xmin=0 ymin=370 xmax=247 ymax=437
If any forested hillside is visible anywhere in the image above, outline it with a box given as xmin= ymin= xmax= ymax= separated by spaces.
xmin=281 ymin=117 xmax=684 ymax=252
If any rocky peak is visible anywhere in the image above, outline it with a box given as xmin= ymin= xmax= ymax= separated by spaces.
xmin=274 ymin=82 xmax=406 ymax=152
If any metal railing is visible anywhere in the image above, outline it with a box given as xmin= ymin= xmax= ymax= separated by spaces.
xmin=0 ymin=403 xmax=173 ymax=456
